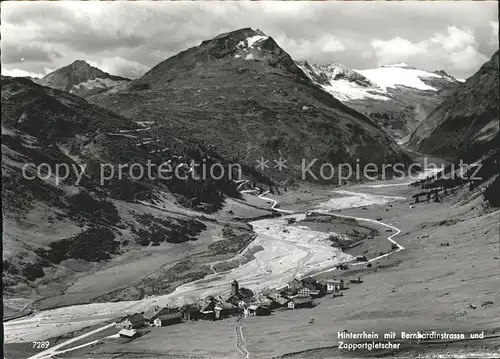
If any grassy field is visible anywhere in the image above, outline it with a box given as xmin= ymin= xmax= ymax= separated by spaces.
xmin=290 ymin=214 xmax=392 ymax=259
xmin=63 ymin=319 xmax=240 ymax=359
xmin=5 ymin=182 xmax=499 ymax=358
xmin=72 ymin=183 xmax=499 ymax=357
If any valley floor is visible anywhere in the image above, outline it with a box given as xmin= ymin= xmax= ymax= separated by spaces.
xmin=4 ymin=177 xmax=500 ymax=359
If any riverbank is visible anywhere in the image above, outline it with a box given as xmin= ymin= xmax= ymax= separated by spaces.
xmin=289 ymin=213 xmax=392 ymax=261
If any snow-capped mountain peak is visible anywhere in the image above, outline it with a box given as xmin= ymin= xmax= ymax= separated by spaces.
xmin=237 ymin=33 xmax=268 ymax=50
xmin=232 ymin=30 xmax=270 ymax=60
xmin=355 ymin=66 xmax=442 ymax=91
xmin=297 ymin=60 xmax=387 ymax=101
xmin=299 ymin=60 xmax=459 ymax=97
xmin=297 ymin=60 xmax=460 ymax=139
xmin=69 ymin=59 xmax=92 ymax=68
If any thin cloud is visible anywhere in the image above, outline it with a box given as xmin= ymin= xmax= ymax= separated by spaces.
xmin=1 ymin=42 xmax=63 ymax=65
xmin=490 ymin=21 xmax=499 ymax=45
xmin=430 ymin=26 xmax=489 ymax=74
xmin=2 ymin=68 xmax=45 ymax=78
xmin=275 ymin=33 xmax=345 ymax=61
xmin=88 ymin=57 xmax=150 ymax=79
xmin=368 ymin=26 xmax=493 ymax=76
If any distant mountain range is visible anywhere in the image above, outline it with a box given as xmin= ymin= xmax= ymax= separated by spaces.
xmin=34 ymin=60 xmax=130 ymax=97
xmin=297 ymin=61 xmax=460 ymax=139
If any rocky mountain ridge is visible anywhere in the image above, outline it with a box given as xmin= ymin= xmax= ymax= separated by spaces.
xmin=35 ymin=60 xmax=130 ymax=97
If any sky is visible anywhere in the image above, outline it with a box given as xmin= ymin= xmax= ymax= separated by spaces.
xmin=1 ymin=1 xmax=498 ymax=80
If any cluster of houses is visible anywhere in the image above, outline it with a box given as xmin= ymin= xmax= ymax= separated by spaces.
xmin=115 ymin=276 xmax=347 ymax=338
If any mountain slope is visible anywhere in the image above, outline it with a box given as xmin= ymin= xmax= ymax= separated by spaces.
xmin=35 ymin=60 xmax=130 ymax=97
xmin=407 ymin=50 xmax=499 ymax=161
xmin=1 ymin=76 xmax=262 ymax=312
xmin=297 ymin=61 xmax=460 ymax=139
xmin=87 ymin=28 xmax=410 ymax=181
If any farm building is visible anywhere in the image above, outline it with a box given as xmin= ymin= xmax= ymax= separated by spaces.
xmin=180 ymin=304 xmax=201 ymax=321
xmin=319 ymin=279 xmax=343 ymax=294
xmin=198 ymin=299 xmax=216 ymax=321
xmin=286 ymin=278 xmax=303 ymax=293
xmin=297 ymin=287 xmax=322 ymax=298
xmin=297 ymin=287 xmax=311 ymax=297
xmin=288 ymin=296 xmax=314 ymax=310
xmin=254 ymin=296 xmax=275 ymax=309
xmin=215 ymin=303 xmax=240 ymax=320
xmin=300 ymin=277 xmax=325 ymax=297
xmin=199 ymin=309 xmax=215 ymax=321
xmin=301 ymin=277 xmax=317 ymax=288
xmin=118 ymin=329 xmax=138 ymax=338
xmin=247 ymin=304 xmax=271 ymax=316
xmin=201 ymin=298 xmax=217 ymax=311
xmin=326 ymin=278 xmax=345 ymax=290
xmin=265 ymin=290 xmax=288 ymax=308
xmin=143 ymin=305 xmax=176 ymax=323
xmin=309 ymin=289 xmax=322 ymax=297
xmin=350 ymin=277 xmax=363 ymax=284
xmin=116 ymin=313 xmax=145 ymax=330
xmin=153 ymin=312 xmax=182 ymax=327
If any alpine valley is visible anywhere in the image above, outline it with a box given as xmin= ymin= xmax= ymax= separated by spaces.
xmin=2 ymin=26 xmax=499 ymax=359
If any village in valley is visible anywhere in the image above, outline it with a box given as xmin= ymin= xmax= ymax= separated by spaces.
xmin=115 ymin=274 xmax=355 ymax=340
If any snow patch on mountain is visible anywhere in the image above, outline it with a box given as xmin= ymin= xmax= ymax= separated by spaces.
xmin=321 ymin=81 xmax=389 ymax=102
xmin=298 ymin=60 xmax=457 ymax=102
xmin=237 ymin=35 xmax=268 ymax=49
xmin=296 ymin=60 xmax=460 ymax=139
xmin=233 ymin=34 xmax=269 ymax=62
xmin=356 ymin=67 xmax=441 ymax=91
xmin=297 ymin=61 xmax=390 ymax=101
